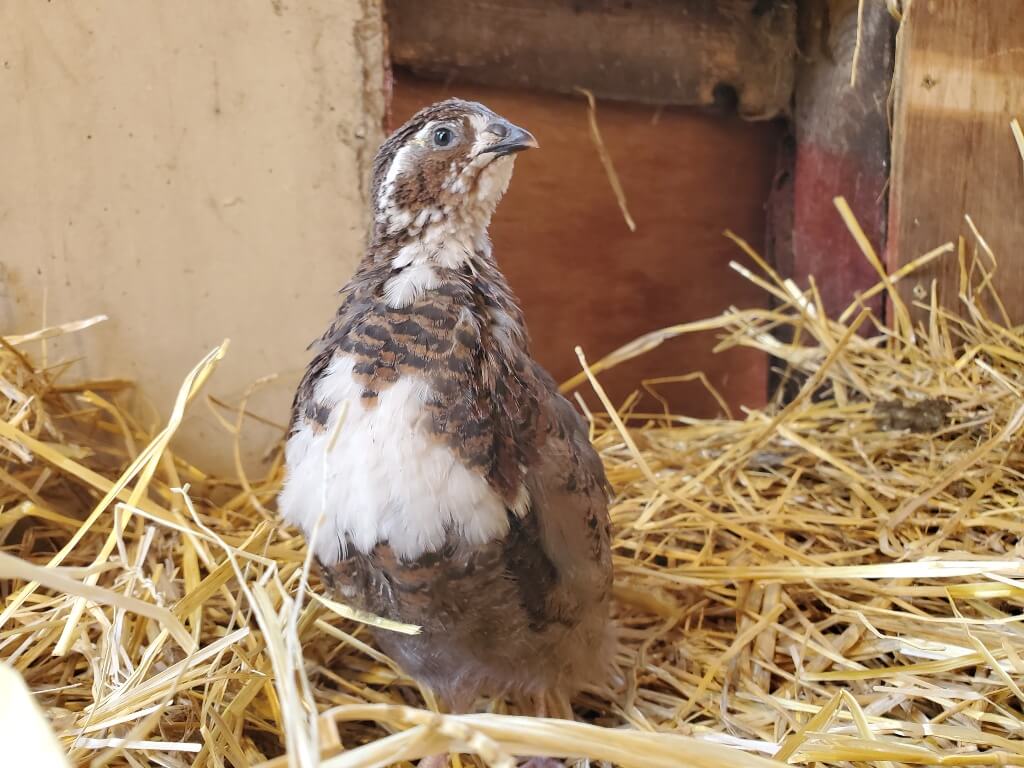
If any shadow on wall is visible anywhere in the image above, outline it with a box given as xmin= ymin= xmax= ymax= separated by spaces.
xmin=392 ymin=72 xmax=783 ymax=418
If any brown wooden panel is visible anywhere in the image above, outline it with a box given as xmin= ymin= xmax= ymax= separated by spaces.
xmin=391 ymin=74 xmax=782 ymax=417
xmin=386 ymin=0 xmax=796 ymax=119
xmin=888 ymin=0 xmax=1024 ymax=323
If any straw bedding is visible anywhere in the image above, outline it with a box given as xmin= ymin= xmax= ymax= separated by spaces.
xmin=3 ymin=203 xmax=1024 ymax=767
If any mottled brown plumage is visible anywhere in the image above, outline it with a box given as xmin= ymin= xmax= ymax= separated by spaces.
xmin=279 ymin=99 xmax=613 ymax=718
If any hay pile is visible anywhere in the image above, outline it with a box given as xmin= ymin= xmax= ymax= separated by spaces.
xmin=3 ymin=204 xmax=1024 ymax=767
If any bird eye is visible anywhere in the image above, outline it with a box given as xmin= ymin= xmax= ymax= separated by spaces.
xmin=432 ymin=126 xmax=454 ymax=148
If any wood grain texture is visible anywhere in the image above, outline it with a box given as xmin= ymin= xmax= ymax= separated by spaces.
xmin=888 ymin=0 xmax=1024 ymax=324
xmin=392 ymin=74 xmax=782 ymax=418
xmin=386 ymin=0 xmax=796 ymax=118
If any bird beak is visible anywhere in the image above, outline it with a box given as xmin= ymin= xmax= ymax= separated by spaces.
xmin=479 ymin=120 xmax=539 ymax=157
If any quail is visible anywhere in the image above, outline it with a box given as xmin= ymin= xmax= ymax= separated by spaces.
xmin=279 ymin=99 xmax=614 ymax=742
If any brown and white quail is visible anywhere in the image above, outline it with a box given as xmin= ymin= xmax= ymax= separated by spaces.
xmin=279 ymin=100 xmax=614 ymax=731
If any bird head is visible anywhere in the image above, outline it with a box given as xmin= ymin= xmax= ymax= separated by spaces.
xmin=370 ymin=99 xmax=538 ymax=245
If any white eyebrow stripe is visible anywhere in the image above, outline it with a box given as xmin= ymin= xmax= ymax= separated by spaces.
xmin=377 ymin=142 xmax=415 ymax=209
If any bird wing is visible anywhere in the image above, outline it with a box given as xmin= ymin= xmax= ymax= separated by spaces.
xmin=518 ymin=376 xmax=613 ymax=623
xmin=416 ymin=294 xmax=612 ymax=627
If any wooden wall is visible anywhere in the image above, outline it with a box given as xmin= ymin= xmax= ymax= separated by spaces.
xmin=393 ymin=74 xmax=783 ymax=417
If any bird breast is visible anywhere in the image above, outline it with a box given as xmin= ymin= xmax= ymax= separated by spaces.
xmin=278 ymin=354 xmax=515 ymax=564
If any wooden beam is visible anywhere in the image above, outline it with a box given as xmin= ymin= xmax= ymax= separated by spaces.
xmin=386 ymin=0 xmax=796 ymax=118
xmin=888 ymin=0 xmax=1024 ymax=324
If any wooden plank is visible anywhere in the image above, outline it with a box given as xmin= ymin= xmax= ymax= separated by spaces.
xmin=386 ymin=0 xmax=796 ymax=118
xmin=888 ymin=0 xmax=1024 ymax=324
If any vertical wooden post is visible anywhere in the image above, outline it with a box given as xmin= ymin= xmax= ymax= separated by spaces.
xmin=771 ymin=0 xmax=895 ymax=321
xmin=767 ymin=0 xmax=895 ymax=401
xmin=888 ymin=0 xmax=1024 ymax=324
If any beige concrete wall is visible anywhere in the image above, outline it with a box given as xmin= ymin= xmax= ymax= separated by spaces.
xmin=0 ymin=1 xmax=385 ymax=473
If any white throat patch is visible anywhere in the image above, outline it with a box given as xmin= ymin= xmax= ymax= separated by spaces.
xmin=382 ymin=221 xmax=481 ymax=308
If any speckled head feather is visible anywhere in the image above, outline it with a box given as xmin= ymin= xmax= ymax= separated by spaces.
xmin=369 ymin=99 xmax=481 ymax=205
xmin=369 ymin=98 xmax=537 ymax=252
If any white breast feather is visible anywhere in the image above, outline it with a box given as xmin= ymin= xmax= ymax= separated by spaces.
xmin=383 ymin=263 xmax=439 ymax=308
xmin=279 ymin=355 xmax=513 ymax=563
xmin=382 ymin=225 xmax=476 ymax=308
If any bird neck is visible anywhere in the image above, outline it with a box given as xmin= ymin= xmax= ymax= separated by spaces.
xmin=362 ymin=209 xmax=505 ymax=310
xmin=370 ymin=205 xmax=494 ymax=269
